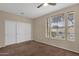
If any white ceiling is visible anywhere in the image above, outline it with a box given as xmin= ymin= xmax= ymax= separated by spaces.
xmin=0 ymin=3 xmax=77 ymax=19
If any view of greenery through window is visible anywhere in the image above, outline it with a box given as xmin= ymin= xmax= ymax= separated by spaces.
xmin=67 ymin=13 xmax=75 ymax=41
xmin=47 ymin=12 xmax=75 ymax=41
xmin=50 ymin=15 xmax=65 ymax=40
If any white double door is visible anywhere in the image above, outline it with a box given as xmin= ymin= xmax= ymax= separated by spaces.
xmin=5 ymin=20 xmax=31 ymax=46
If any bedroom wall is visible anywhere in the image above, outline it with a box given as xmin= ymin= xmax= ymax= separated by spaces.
xmin=33 ymin=4 xmax=79 ymax=53
xmin=0 ymin=11 xmax=33 ymax=47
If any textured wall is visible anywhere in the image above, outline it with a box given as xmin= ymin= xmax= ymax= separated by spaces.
xmin=33 ymin=4 xmax=79 ymax=53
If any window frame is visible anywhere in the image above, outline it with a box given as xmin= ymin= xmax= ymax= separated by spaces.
xmin=46 ymin=12 xmax=76 ymax=42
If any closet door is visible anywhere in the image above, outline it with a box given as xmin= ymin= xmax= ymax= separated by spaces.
xmin=5 ymin=20 xmax=17 ymax=46
xmin=17 ymin=22 xmax=31 ymax=43
xmin=25 ymin=23 xmax=31 ymax=41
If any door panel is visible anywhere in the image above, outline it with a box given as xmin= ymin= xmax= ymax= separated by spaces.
xmin=17 ymin=22 xmax=31 ymax=43
xmin=5 ymin=20 xmax=31 ymax=45
xmin=25 ymin=23 xmax=31 ymax=41
xmin=5 ymin=20 xmax=17 ymax=45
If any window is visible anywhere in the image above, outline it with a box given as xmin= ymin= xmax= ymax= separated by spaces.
xmin=46 ymin=12 xmax=75 ymax=41
xmin=67 ymin=12 xmax=75 ymax=41
xmin=49 ymin=14 xmax=65 ymax=40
